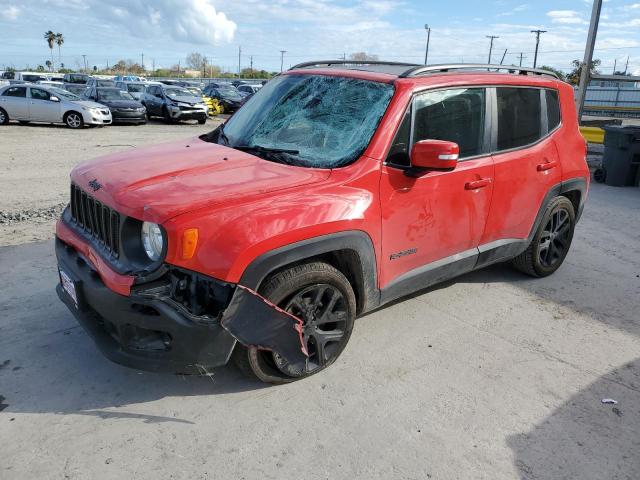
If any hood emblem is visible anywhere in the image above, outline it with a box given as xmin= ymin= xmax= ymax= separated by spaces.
xmin=88 ymin=179 xmax=102 ymax=192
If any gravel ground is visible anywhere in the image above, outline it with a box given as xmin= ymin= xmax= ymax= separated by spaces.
xmin=0 ymin=120 xmax=639 ymax=479
xmin=0 ymin=119 xmax=222 ymax=246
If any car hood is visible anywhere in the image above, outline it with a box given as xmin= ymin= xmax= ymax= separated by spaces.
xmin=98 ymin=99 xmax=142 ymax=108
xmin=70 ymin=138 xmax=331 ymax=224
xmin=166 ymin=95 xmax=202 ymax=104
xmin=71 ymin=100 xmax=107 ymax=109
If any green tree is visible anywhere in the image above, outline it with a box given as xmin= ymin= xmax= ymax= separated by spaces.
xmin=567 ymin=59 xmax=601 ymax=85
xmin=44 ymin=30 xmax=56 ymax=69
xmin=55 ymin=33 xmax=64 ymax=67
xmin=45 ymin=60 xmax=52 ymax=71
xmin=539 ymin=65 xmax=566 ymax=81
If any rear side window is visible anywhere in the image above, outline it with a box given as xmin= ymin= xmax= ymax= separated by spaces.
xmin=496 ymin=88 xmax=541 ymax=150
xmin=546 ymin=89 xmax=561 ymax=131
xmin=413 ymin=88 xmax=486 ymax=159
xmin=3 ymin=86 xmax=26 ymax=97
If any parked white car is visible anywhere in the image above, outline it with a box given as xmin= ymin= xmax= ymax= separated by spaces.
xmin=0 ymin=84 xmax=112 ymax=128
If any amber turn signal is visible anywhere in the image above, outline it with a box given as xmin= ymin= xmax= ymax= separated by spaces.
xmin=181 ymin=228 xmax=198 ymax=259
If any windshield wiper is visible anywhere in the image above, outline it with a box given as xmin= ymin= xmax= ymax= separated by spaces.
xmin=233 ymin=145 xmax=299 ymax=155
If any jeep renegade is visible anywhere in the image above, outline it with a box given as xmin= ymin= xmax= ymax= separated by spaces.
xmin=56 ymin=61 xmax=589 ymax=383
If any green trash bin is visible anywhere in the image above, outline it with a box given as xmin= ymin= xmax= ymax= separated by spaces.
xmin=602 ymin=125 xmax=640 ymax=187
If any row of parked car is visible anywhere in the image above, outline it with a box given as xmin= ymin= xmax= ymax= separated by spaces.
xmin=0 ymin=71 xmax=262 ymax=129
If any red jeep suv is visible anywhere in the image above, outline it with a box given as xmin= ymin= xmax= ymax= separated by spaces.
xmin=56 ymin=62 xmax=589 ymax=383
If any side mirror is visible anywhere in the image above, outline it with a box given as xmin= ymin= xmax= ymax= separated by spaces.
xmin=50 ymin=96 xmax=60 ymax=102
xmin=406 ymin=140 xmax=459 ymax=177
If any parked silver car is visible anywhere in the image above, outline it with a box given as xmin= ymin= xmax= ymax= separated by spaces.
xmin=114 ymin=81 xmax=146 ymax=101
xmin=0 ymin=84 xmax=112 ymax=128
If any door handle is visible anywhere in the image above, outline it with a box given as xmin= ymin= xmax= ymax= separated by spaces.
xmin=465 ymin=178 xmax=492 ymax=190
xmin=537 ymin=160 xmax=558 ymax=171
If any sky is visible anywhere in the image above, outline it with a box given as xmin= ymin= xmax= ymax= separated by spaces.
xmin=1 ymin=0 xmax=640 ymax=75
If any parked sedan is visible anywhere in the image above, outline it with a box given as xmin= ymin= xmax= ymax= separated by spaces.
xmin=0 ymin=84 xmax=111 ymax=128
xmin=141 ymin=84 xmax=207 ymax=124
xmin=85 ymin=87 xmax=146 ymax=124
xmin=202 ymin=84 xmax=243 ymax=113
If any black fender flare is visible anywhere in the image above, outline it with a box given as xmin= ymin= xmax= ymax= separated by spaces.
xmin=239 ymin=231 xmax=380 ymax=314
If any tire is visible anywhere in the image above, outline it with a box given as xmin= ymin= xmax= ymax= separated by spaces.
xmin=511 ymin=196 xmax=576 ymax=277
xmin=0 ymin=107 xmax=8 ymax=125
xmin=162 ymin=107 xmax=174 ymax=124
xmin=197 ymin=117 xmax=206 ymax=125
xmin=64 ymin=111 xmax=84 ymax=129
xmin=232 ymin=262 xmax=357 ymax=384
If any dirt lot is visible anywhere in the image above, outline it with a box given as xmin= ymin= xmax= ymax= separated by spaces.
xmin=0 ymin=119 xmax=221 ymax=246
xmin=1 ymin=123 xmax=639 ymax=479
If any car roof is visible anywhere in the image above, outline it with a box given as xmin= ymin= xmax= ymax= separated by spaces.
xmin=286 ymin=61 xmax=562 ymax=86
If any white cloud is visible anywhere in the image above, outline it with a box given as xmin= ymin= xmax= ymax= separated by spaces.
xmin=547 ymin=10 xmax=588 ymax=24
xmin=2 ymin=5 xmax=20 ymax=20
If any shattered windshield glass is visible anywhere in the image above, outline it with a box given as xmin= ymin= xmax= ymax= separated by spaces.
xmin=219 ymin=74 xmax=394 ymax=168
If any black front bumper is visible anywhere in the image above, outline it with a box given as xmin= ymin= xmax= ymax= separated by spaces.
xmin=55 ymin=238 xmax=236 ymax=374
xmin=111 ymin=111 xmax=146 ymax=124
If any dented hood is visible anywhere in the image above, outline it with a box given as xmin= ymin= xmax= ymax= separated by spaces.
xmin=71 ymin=137 xmax=331 ymax=223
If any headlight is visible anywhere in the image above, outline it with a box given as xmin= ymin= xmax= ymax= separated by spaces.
xmin=141 ymin=222 xmax=164 ymax=261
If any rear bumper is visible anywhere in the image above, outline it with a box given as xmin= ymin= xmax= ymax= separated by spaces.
xmin=55 ymin=238 xmax=236 ymax=374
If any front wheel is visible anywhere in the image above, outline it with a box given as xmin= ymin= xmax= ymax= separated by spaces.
xmin=64 ymin=111 xmax=84 ymax=129
xmin=233 ymin=262 xmax=356 ymax=384
xmin=512 ymin=196 xmax=576 ymax=277
xmin=0 ymin=107 xmax=8 ymax=125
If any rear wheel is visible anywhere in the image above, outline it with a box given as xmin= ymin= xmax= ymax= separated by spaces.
xmin=0 ymin=108 xmax=8 ymax=125
xmin=512 ymin=196 xmax=576 ymax=277
xmin=233 ymin=262 xmax=356 ymax=384
xmin=64 ymin=111 xmax=84 ymax=129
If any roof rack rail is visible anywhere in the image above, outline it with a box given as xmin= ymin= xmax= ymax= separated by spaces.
xmin=399 ymin=63 xmax=560 ymax=79
xmin=290 ymin=60 xmax=421 ymax=70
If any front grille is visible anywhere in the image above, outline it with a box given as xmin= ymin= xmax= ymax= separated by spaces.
xmin=70 ymin=183 xmax=121 ymax=258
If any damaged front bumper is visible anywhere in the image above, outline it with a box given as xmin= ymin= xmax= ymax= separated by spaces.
xmin=55 ymin=238 xmax=237 ymax=374
xmin=56 ymin=238 xmax=308 ymax=375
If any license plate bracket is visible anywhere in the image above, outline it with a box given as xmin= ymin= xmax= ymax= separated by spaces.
xmin=59 ymin=268 xmax=85 ymax=310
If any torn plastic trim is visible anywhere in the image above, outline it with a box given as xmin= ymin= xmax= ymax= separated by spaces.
xmin=221 ymin=285 xmax=309 ymax=368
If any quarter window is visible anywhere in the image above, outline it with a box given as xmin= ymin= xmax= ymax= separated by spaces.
xmin=3 ymin=86 xmax=26 ymax=97
xmin=496 ymin=87 xmax=542 ymax=150
xmin=413 ymin=88 xmax=486 ymax=159
xmin=546 ymin=89 xmax=561 ymax=132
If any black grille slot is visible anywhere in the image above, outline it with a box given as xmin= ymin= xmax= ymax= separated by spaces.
xmin=70 ymin=183 xmax=120 ymax=257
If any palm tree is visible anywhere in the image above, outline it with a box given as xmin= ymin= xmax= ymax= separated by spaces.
xmin=44 ymin=31 xmax=56 ymax=70
xmin=55 ymin=33 xmax=64 ymax=69
xmin=45 ymin=60 xmax=52 ymax=72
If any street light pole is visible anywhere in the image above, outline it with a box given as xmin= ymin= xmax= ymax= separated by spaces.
xmin=576 ymin=0 xmax=603 ymax=122
xmin=424 ymin=24 xmax=431 ymax=65
xmin=530 ymin=29 xmax=546 ymax=68
xmin=486 ymin=36 xmax=499 ymax=64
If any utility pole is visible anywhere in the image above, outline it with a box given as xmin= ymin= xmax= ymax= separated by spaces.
xmin=576 ymin=0 xmax=603 ymax=123
xmin=486 ymin=36 xmax=499 ymax=64
xmin=424 ymin=24 xmax=431 ymax=65
xmin=177 ymin=60 xmax=181 ymax=77
xmin=152 ymin=58 xmax=155 ymax=74
xmin=613 ymin=58 xmax=617 ymax=74
xmin=250 ymin=55 xmax=253 ymax=76
xmin=141 ymin=52 xmax=144 ymax=71
xmin=530 ymin=29 xmax=547 ymax=68
xmin=82 ymin=54 xmax=87 ymax=72
xmin=203 ymin=56 xmax=207 ymax=78
xmin=280 ymin=50 xmax=287 ymax=72
xmin=500 ymin=49 xmax=508 ymax=65
xmin=518 ymin=52 xmax=526 ymax=66
xmin=624 ymin=55 xmax=630 ymax=74
xmin=342 ymin=53 xmax=346 ymax=60
xmin=238 ymin=45 xmax=241 ymax=78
